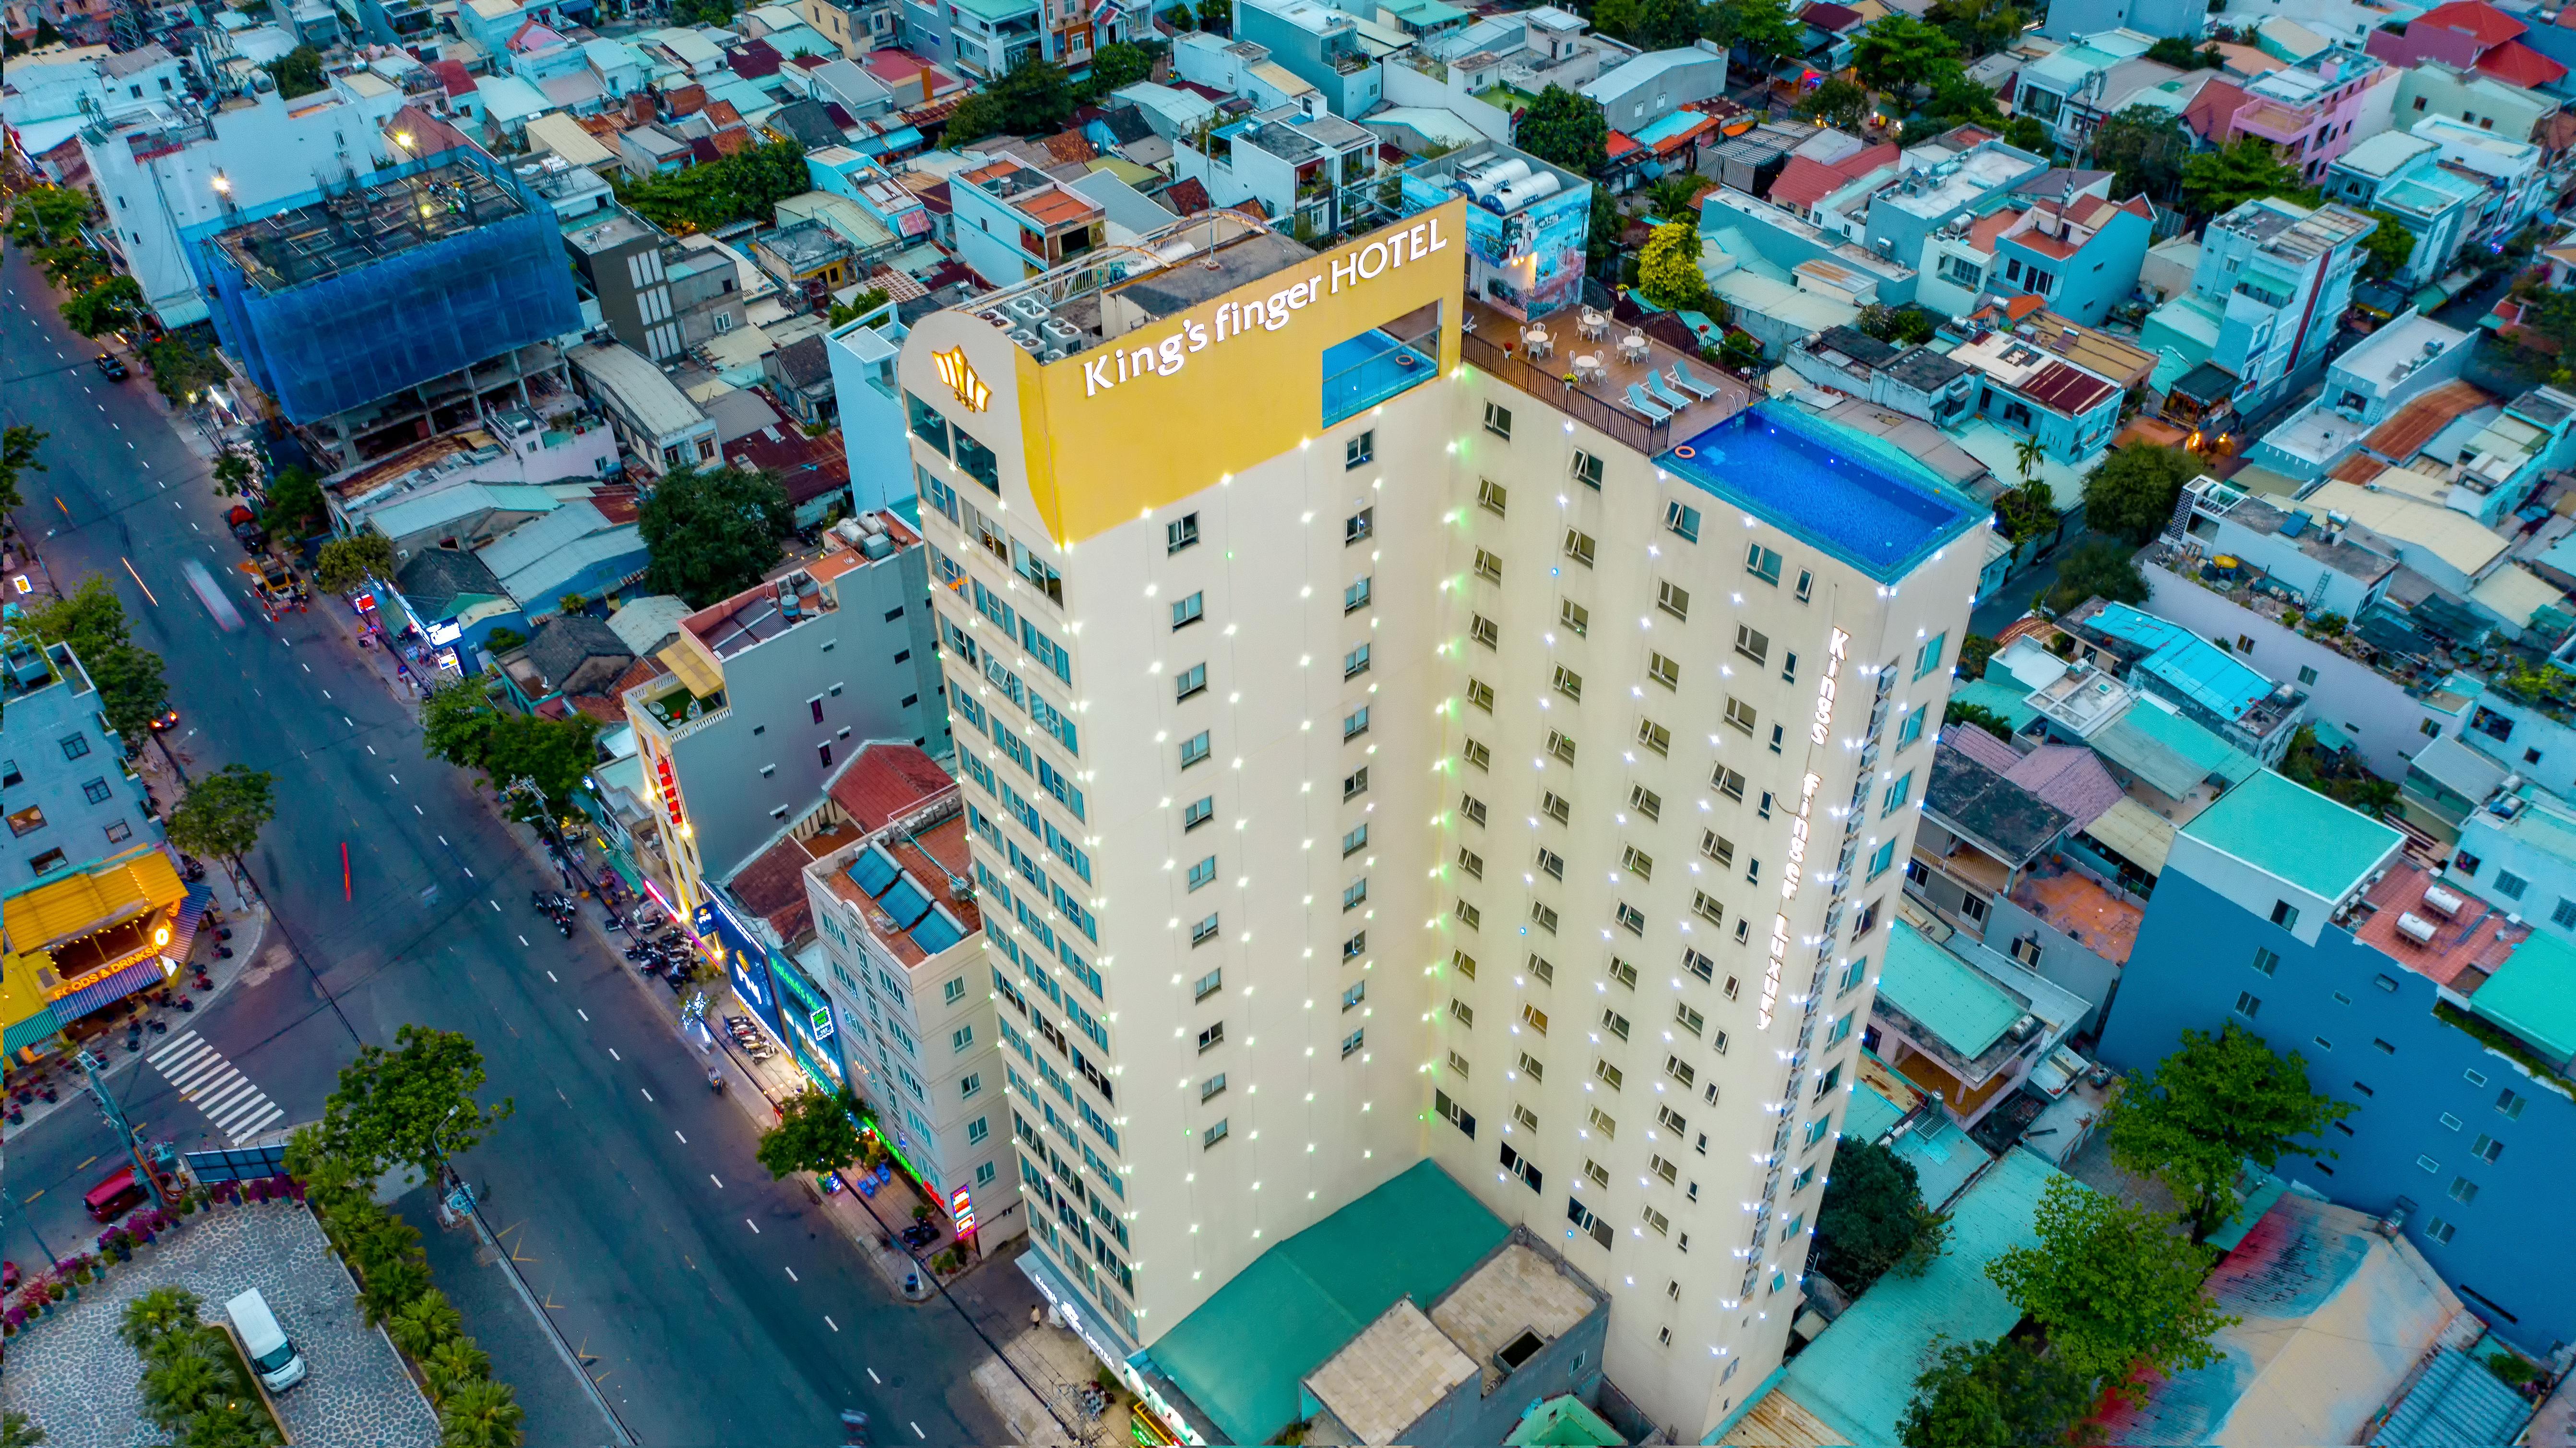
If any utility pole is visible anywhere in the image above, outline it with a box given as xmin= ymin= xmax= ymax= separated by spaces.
xmin=76 ymin=1048 xmax=171 ymax=1212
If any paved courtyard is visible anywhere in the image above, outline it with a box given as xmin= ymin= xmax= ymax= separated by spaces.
xmin=1 ymin=1199 xmax=439 ymax=1448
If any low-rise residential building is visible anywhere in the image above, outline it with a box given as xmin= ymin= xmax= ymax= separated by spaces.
xmin=2059 ymin=599 xmax=2311 ymax=761
xmin=1978 ymin=187 xmax=2154 ymax=327
xmin=2098 ymin=768 xmax=2576 ymax=1354
xmin=2247 ymin=310 xmax=2477 ymax=479
xmin=2324 ymin=132 xmax=2485 ymax=290
xmin=1948 ymin=324 xmax=2126 ymax=468
xmin=0 ymin=633 xmax=191 ymax=1067
xmin=2189 ymin=50 xmax=2396 ymax=187
xmin=1577 ymin=44 xmax=1726 ymax=133
xmin=1866 ymin=921 xmax=2089 ymax=1131
xmin=2170 ymin=471 xmax=2401 ymax=618
xmin=623 ymin=519 xmax=948 ymax=919
xmin=569 ymin=340 xmax=719 ymax=476
xmin=1236 ymin=0 xmax=1399 ymax=118
xmin=801 ymin=743 xmax=1024 ymax=1245
xmin=2146 ymin=195 xmax=2375 ymax=418
xmin=1175 ymin=108 xmax=1384 ymax=241
xmin=2014 ymin=29 xmax=2215 ymax=156
xmin=1785 ymin=327 xmax=1977 ymax=426
xmin=2394 ymin=60 xmax=2562 ymax=148
xmin=2410 ymin=113 xmax=2554 ymax=251
xmin=948 ymin=157 xmax=1105 ymax=286
xmin=2367 ymin=0 xmax=2571 ymax=99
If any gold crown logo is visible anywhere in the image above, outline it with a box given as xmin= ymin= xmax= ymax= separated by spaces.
xmin=934 ymin=346 xmax=990 ymax=412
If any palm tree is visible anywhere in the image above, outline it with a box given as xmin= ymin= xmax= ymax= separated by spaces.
xmin=390 ymin=1289 xmax=464 ymax=1359
xmin=140 ymin=1344 xmax=227 ymax=1428
xmin=438 ymin=1378 xmax=526 ymax=1448
xmin=359 ymin=1257 xmax=433 ymax=1327
xmin=423 ymin=1337 xmax=493 ymax=1403
xmin=119 ymin=1286 xmax=204 ymax=1352
xmin=2013 ymin=434 xmax=2046 ymax=490
xmin=0 ymin=1410 xmax=47 ymax=1447
xmin=181 ymin=1399 xmax=281 ymax=1448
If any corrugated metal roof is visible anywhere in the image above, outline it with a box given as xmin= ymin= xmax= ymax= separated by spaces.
xmin=1878 ymin=921 xmax=2026 ymax=1056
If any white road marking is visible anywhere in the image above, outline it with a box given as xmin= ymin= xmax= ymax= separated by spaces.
xmin=387 ymin=773 xmax=399 ymax=784
xmin=546 ymin=970 xmax=558 ymax=982
xmin=825 ymin=1316 xmax=839 ymax=1333
xmin=710 ymin=1174 xmax=724 ymax=1190
xmin=675 ymin=1130 xmax=687 ymax=1144
xmin=910 ymin=1423 xmax=925 ymax=1439
xmin=520 ymin=935 xmax=530 ymax=947
xmin=638 ymin=1087 xmax=651 ymax=1101
xmin=783 ymin=1265 xmax=798 ymax=1282
xmin=577 ymin=1008 xmax=590 ymax=1022
xmin=608 ymin=1048 xmax=621 ymax=1061
xmin=745 ymin=1219 xmax=760 ymax=1234
xmin=462 ymin=867 xmax=474 ymax=879
xmin=322 ymin=689 xmax=330 ymax=699
xmin=366 ymin=745 xmax=376 ymax=755
xmin=490 ymin=901 xmax=501 ymax=912
xmin=414 ymin=805 xmax=424 ymax=814
xmin=867 ymin=1369 xmax=881 ymax=1384
xmin=150 ymin=1038 xmax=282 ymax=1144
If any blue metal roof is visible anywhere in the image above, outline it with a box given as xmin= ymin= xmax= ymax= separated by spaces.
xmin=2373 ymin=1347 xmax=2535 ymax=1446
xmin=2085 ymin=604 xmax=2275 ymax=722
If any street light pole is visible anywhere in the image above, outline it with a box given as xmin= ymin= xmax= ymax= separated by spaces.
xmin=76 ymin=1048 xmax=170 ymax=1213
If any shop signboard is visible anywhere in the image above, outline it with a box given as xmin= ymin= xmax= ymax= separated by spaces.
xmin=694 ymin=896 xmax=785 ymax=1040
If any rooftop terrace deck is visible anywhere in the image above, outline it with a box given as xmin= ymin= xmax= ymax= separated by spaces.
xmin=1459 ymin=296 xmax=1753 ymax=456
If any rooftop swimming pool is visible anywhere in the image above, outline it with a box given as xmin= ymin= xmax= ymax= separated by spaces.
xmin=1661 ymin=403 xmax=1984 ymax=581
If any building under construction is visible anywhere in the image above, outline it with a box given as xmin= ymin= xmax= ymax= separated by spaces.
xmin=196 ymin=148 xmax=579 ymax=429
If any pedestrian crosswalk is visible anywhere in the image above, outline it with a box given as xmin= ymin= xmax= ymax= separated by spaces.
xmin=147 ymin=1030 xmax=284 ymax=1145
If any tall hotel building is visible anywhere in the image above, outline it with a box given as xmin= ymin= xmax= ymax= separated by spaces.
xmin=897 ymin=143 xmax=1987 ymax=1443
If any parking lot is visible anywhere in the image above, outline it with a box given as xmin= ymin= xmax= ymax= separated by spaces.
xmin=0 ymin=1199 xmax=439 ymax=1448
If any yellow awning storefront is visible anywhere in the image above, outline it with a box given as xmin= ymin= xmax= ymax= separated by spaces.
xmin=2 ymin=850 xmax=188 ymax=956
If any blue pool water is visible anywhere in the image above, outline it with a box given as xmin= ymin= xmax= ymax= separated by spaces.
xmin=1662 ymin=404 xmax=1982 ymax=580
xmin=1321 ymin=326 xmax=1437 ymax=425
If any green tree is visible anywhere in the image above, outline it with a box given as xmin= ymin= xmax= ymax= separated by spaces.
xmin=1195 ymin=0 xmax=1231 ymax=33
xmin=637 ymin=465 xmax=795 ymax=607
xmin=25 ymin=574 xmax=131 ymax=656
xmin=139 ymin=334 xmax=231 ymax=406
xmin=316 ymin=1024 xmax=515 ymax=1188
xmin=1163 ymin=0 xmax=1195 ymax=26
xmin=2045 ymin=538 xmax=2149 ymax=612
xmin=1795 ymin=75 xmax=1872 ymax=132
xmin=1945 ymin=700 xmax=2013 ymax=740
xmin=214 ymin=453 xmax=256 ymax=499
xmin=1638 ymin=220 xmax=1712 ymax=311
xmin=1913 ymin=70 xmax=2004 ymax=136
xmin=2089 ymin=105 xmax=2191 ymax=205
xmin=119 ymin=1286 xmax=205 ymax=1352
xmin=5 ymin=185 xmax=95 ymax=248
xmin=1925 ymin=0 xmax=2023 ymax=58
xmin=1897 ymin=1335 xmax=2103 ymax=1448
xmin=86 ymin=640 xmax=170 ymax=742
xmin=2181 ymin=137 xmax=2316 ymax=216
xmin=1852 ymin=13 xmax=1958 ymax=97
xmin=943 ymin=54 xmax=1076 ymax=139
xmin=481 ymin=712 xmax=602 ymax=822
xmin=2145 ymin=35 xmax=2220 ymax=68
xmin=1513 ymin=84 xmax=1608 ymax=175
xmin=1089 ymin=40 xmax=1157 ymax=91
xmin=1986 ymin=1177 xmax=2236 ymax=1392
xmin=36 ymin=242 xmax=109 ymax=292
xmin=2082 ymin=442 xmax=2199 ymax=544
xmin=615 ymin=140 xmax=810 ymax=233
xmin=1713 ymin=0 xmax=1806 ymax=73
xmin=266 ymin=44 xmax=327 ymax=99
xmin=2106 ymin=1022 xmax=2352 ymax=1241
xmin=1812 ymin=1141 xmax=1949 ymax=1292
xmin=1958 ymin=632 xmax=1999 ymax=680
xmin=261 ymin=465 xmax=328 ymax=538
xmin=0 ymin=1410 xmax=42 ymax=1448
xmin=1646 ymin=173 xmax=1709 ymax=223
xmin=62 ymin=274 xmax=144 ymax=337
xmin=389 ymin=1288 xmax=466 ymax=1360
xmin=438 ymin=1377 xmax=526 ymax=1448
xmin=139 ymin=1339 xmax=229 ymax=1428
xmin=1591 ymin=0 xmax=1642 ymax=42
xmin=360 ymin=1255 xmax=434 ymax=1328
xmin=315 ymin=532 xmax=397 ymax=594
xmin=756 ymin=1088 xmax=868 ymax=1180
xmin=2004 ymin=115 xmax=2051 ymax=155
xmin=421 ymin=684 xmax=501 ymax=770
xmin=1587 ymin=185 xmax=1624 ymax=269
xmin=669 ymin=0 xmax=733 ymax=21
xmin=2355 ymin=208 xmax=2415 ymax=282
xmin=0 ymin=424 xmax=47 ymax=518
xmin=167 ymin=765 xmax=277 ymax=873
xmin=1620 ymin=0 xmax=1711 ymax=50
xmin=423 ymin=1338 xmax=494 ymax=1403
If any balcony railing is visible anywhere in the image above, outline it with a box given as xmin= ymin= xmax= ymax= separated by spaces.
xmin=1462 ymin=330 xmax=1672 ymax=457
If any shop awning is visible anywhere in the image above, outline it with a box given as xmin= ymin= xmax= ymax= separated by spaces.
xmin=3 ymin=851 xmax=188 ymax=954
xmin=163 ymin=885 xmax=216 ymax=968
xmin=3 ymin=1003 xmax=62 ymax=1056
xmin=49 ymin=954 xmax=174 ymax=1026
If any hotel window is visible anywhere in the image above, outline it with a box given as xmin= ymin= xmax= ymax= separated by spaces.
xmin=953 ymin=429 xmax=1000 ymax=491
xmin=1466 ymin=678 xmax=1495 ymax=712
xmin=1745 ymin=544 xmax=1782 ymax=585
xmin=1724 ymin=697 xmax=1757 ymax=735
xmin=1346 ymin=507 xmax=1375 ymax=545
xmin=1344 ymin=823 xmax=1370 ymax=855
xmin=1484 ymin=402 xmax=1512 ymax=439
xmin=1194 ymin=968 xmax=1223 ymax=1001
xmin=1345 ymin=431 xmax=1373 ymax=468
xmin=1473 ymin=549 xmax=1503 ymax=583
xmin=1542 ymin=791 xmax=1570 ymax=825
xmin=1563 ymin=529 xmax=1596 ymax=567
xmin=1186 ymin=857 xmax=1217 ymax=891
xmin=1343 ymin=706 xmax=1371 ymax=740
xmin=1463 ymin=738 xmax=1491 ymax=770
xmin=1734 ymin=625 xmax=1769 ymax=666
xmin=1178 ymin=730 xmax=1211 ymax=768
xmin=1713 ymin=766 xmax=1746 ymax=801
xmin=1897 ymin=705 xmax=1927 ymax=749
xmin=1461 ymin=794 xmax=1488 ymax=826
xmin=1867 ymin=839 xmax=1897 ymax=881
xmin=1615 ymin=902 xmax=1646 ymax=935
xmin=1913 ymin=632 xmax=1948 ymax=680
xmin=1796 ymin=569 xmax=1813 ymax=601
xmin=1545 ymin=730 xmax=1578 ymax=765
xmin=1477 ymin=479 xmax=1508 ymax=516
xmin=1647 ymin=652 xmax=1679 ymax=689
xmin=1629 ymin=785 xmax=1662 ymax=821
xmin=1553 ymin=666 xmax=1584 ymax=702
xmin=1174 ymin=663 xmax=1208 ymax=701
xmin=1344 ymin=643 xmax=1372 ymax=679
xmin=1656 ymin=581 xmax=1689 ymax=619
xmin=1664 ymin=502 xmax=1701 ymax=543
xmin=1170 ymin=592 xmax=1204 ymax=630
xmin=1470 ymin=614 xmax=1500 ymax=649
xmin=1344 ymin=575 xmax=1373 ymax=612
xmin=1637 ymin=719 xmax=1671 ymax=755
xmin=1166 ymin=513 xmax=1200 ymax=553
xmin=1457 ymin=847 xmax=1484 ymax=880
xmin=904 ymin=391 xmax=950 ymax=454
xmin=1571 ymin=451 xmax=1604 ymax=489
xmin=1560 ymin=599 xmax=1589 ymax=636
xmin=1343 ymin=766 xmax=1370 ymax=800
xmin=1343 ymin=878 xmax=1369 ymax=911
xmin=1181 ymin=795 xmax=1214 ymax=830
xmin=1530 ymin=902 xmax=1559 ymax=934
xmin=1881 ymin=772 xmax=1913 ymax=815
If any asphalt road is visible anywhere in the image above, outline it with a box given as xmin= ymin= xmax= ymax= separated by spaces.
xmin=0 ymin=245 xmax=1008 ymax=1446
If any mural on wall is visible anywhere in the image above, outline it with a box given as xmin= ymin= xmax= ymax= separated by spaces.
xmin=1400 ymin=159 xmax=1592 ymax=322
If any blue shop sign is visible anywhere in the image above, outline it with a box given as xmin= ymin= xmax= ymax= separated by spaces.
xmin=693 ymin=898 xmax=785 ymax=1038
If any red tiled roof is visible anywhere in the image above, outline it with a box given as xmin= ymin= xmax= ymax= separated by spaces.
xmin=2329 ymin=454 xmax=2389 ymax=483
xmin=1605 ymin=130 xmax=1643 ymax=161
xmin=1767 ymin=154 xmax=1847 ymax=209
xmin=612 ymin=656 xmax=670 ymax=695
xmin=566 ymin=694 xmax=627 ymax=725
xmin=664 ymin=83 xmax=708 ymax=117
xmin=431 ymin=58 xmax=475 ymax=96
xmin=829 ymin=743 xmax=957 ymax=834
xmin=728 ymin=833 xmax=819 ymax=943
xmin=708 ymin=128 xmax=754 ymax=156
xmin=2413 ymin=0 xmax=2525 ymax=46
xmin=791 ymin=52 xmax=831 ymax=70
xmin=1040 ymin=128 xmax=1098 ymax=164
xmin=2354 ymin=861 xmax=2525 ymax=988
xmin=729 ymin=37 xmax=783 ymax=77
xmin=2476 ymin=37 xmax=2567 ymax=87
xmin=706 ymin=99 xmax=743 ymax=127
xmin=1162 ymin=176 xmax=1213 ymax=215
xmin=2182 ymin=77 xmax=2248 ymax=141
xmin=1799 ymin=0 xmax=1864 ymax=30
xmin=724 ymin=426 xmax=850 ymax=506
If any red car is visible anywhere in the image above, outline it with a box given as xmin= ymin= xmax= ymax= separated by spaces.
xmin=84 ymin=1165 xmax=148 ymax=1222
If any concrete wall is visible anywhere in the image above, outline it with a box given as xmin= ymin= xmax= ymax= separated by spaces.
xmin=2098 ymin=868 xmax=2576 ymax=1353
xmin=1981 ymin=890 xmax=2122 ymax=1037
xmin=2142 ymin=563 xmax=2440 ymax=779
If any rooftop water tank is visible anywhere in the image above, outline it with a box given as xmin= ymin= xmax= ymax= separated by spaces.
xmin=2421 ymin=883 xmax=2465 ymax=917
xmin=2396 ymin=912 xmax=2437 ymax=944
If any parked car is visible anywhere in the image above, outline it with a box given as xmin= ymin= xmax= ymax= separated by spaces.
xmin=225 ymin=1288 xmax=307 ymax=1392
xmin=95 ymin=351 xmax=129 ymax=381
xmin=84 ymin=1165 xmax=148 ymax=1222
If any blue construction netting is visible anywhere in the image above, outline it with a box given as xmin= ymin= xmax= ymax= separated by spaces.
xmin=190 ymin=151 xmax=579 ymax=424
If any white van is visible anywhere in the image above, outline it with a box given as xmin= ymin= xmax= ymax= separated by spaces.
xmin=225 ymin=1288 xmax=307 ymax=1392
